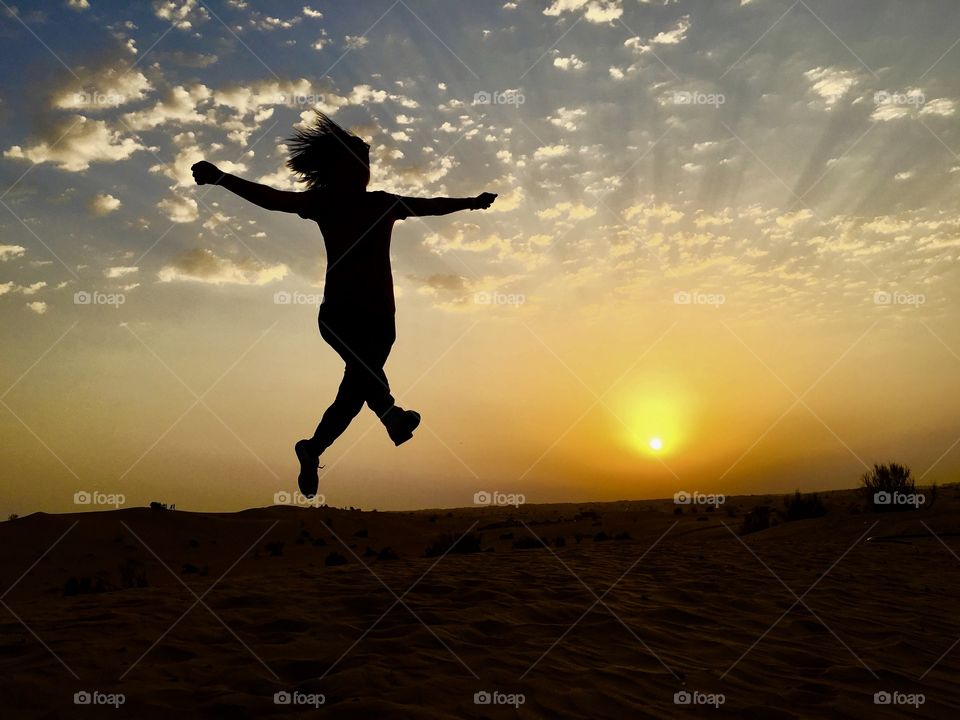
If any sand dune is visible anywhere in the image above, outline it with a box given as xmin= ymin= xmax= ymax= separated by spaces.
xmin=2 ymin=488 xmax=960 ymax=718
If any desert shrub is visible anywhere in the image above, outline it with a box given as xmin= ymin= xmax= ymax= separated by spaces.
xmin=783 ymin=490 xmax=827 ymax=521
xmin=377 ymin=547 xmax=399 ymax=561
xmin=325 ymin=552 xmax=347 ymax=566
xmin=740 ymin=505 xmax=773 ymax=535
xmin=64 ymin=576 xmax=111 ymax=596
xmin=264 ymin=541 xmax=285 ymax=557
xmin=512 ymin=536 xmax=547 ymax=550
xmin=7 ymin=513 xmax=18 ymax=521
xmin=861 ymin=463 xmax=921 ymax=512
xmin=554 ymin=536 xmax=566 ymax=547
xmin=119 ymin=559 xmax=148 ymax=588
xmin=424 ymin=531 xmax=483 ymax=557
xmin=353 ymin=528 xmax=368 ymax=538
xmin=614 ymin=531 xmax=631 ymax=540
xmin=593 ymin=531 xmax=610 ymax=542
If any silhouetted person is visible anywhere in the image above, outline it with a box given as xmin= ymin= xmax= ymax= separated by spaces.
xmin=192 ymin=112 xmax=496 ymax=498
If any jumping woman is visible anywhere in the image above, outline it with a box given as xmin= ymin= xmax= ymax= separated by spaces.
xmin=191 ymin=112 xmax=496 ymax=499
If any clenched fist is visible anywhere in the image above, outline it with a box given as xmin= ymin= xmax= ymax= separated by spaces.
xmin=191 ymin=160 xmax=222 ymax=186
xmin=471 ymin=192 xmax=497 ymax=210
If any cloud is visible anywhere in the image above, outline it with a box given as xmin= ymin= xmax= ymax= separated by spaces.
xmin=122 ymin=84 xmax=213 ymax=130
xmin=0 ymin=245 xmax=26 ymax=261
xmin=488 ymin=185 xmax=524 ymax=213
xmin=4 ymin=116 xmax=145 ymax=171
xmin=250 ymin=15 xmax=302 ymax=31
xmin=303 ymin=6 xmax=323 ymax=18
xmin=19 ymin=281 xmax=47 ymax=295
xmin=548 ymin=106 xmax=586 ymax=131
xmin=652 ymin=14 xmax=690 ymax=44
xmin=344 ymin=35 xmax=369 ymax=50
xmin=90 ymin=193 xmax=121 ymax=215
xmin=153 ymin=0 xmax=208 ymax=30
xmin=52 ymin=70 xmax=152 ymax=111
xmin=67 ymin=0 xmax=90 ymax=9
xmin=804 ymin=66 xmax=857 ymax=107
xmin=544 ymin=0 xmax=622 ymax=23
xmin=534 ymin=144 xmax=571 ymax=160
xmin=423 ymin=226 xmax=505 ymax=254
xmin=26 ymin=301 xmax=48 ymax=315
xmin=554 ymin=54 xmax=585 ymax=71
xmin=537 ymin=201 xmax=596 ymax=221
xmin=157 ymin=194 xmax=199 ymax=223
xmin=149 ymin=131 xmax=247 ymax=188
xmin=624 ymin=202 xmax=683 ymax=225
xmin=105 ymin=266 xmax=138 ymax=278
xmin=158 ymin=248 xmax=288 ymax=285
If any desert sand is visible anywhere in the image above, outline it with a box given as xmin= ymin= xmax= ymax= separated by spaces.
xmin=2 ymin=487 xmax=959 ymax=718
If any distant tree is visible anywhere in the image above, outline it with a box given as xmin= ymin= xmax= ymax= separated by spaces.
xmin=861 ymin=463 xmax=920 ymax=512
xmin=783 ymin=490 xmax=826 ymax=521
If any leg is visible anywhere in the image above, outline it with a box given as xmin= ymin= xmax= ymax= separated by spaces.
xmin=309 ymin=311 xmax=374 ymax=452
xmin=309 ymin=365 xmax=366 ymax=452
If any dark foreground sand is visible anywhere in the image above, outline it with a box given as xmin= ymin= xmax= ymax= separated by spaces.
xmin=2 ymin=487 xmax=959 ymax=718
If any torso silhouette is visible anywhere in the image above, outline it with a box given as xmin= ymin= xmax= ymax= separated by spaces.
xmin=298 ymin=189 xmax=411 ymax=315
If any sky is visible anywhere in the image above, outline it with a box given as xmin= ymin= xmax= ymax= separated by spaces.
xmin=1 ymin=0 xmax=959 ymax=516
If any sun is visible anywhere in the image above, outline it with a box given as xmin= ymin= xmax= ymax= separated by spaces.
xmin=614 ymin=373 xmax=697 ymax=458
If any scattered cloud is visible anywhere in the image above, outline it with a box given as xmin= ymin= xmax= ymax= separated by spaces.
xmin=105 ymin=266 xmax=138 ymax=278
xmin=804 ymin=66 xmax=857 ymax=107
xmin=158 ymin=248 xmax=288 ymax=285
xmin=0 ymin=245 xmax=26 ymax=261
xmin=90 ymin=193 xmax=122 ymax=215
xmin=4 ymin=116 xmax=145 ymax=171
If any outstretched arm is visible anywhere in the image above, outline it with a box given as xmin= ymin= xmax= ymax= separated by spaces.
xmin=191 ymin=160 xmax=306 ymax=214
xmin=399 ymin=192 xmax=497 ymax=217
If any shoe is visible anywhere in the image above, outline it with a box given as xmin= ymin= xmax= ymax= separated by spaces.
xmin=294 ymin=439 xmax=320 ymax=498
xmin=383 ymin=407 xmax=421 ymax=446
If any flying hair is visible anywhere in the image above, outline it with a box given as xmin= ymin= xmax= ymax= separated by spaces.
xmin=286 ymin=111 xmax=371 ymax=190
